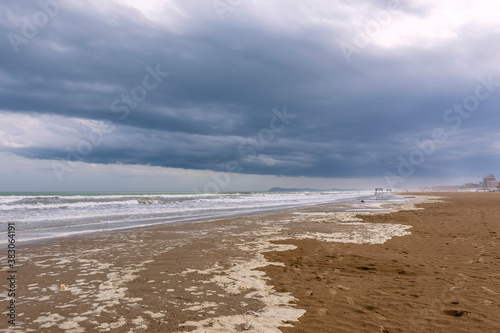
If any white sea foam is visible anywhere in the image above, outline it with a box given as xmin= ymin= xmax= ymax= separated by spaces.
xmin=0 ymin=191 xmax=371 ymax=243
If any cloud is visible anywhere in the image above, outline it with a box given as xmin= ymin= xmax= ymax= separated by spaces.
xmin=1 ymin=0 xmax=499 ymax=190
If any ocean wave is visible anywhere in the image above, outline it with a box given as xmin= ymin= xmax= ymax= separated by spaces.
xmin=0 ymin=193 xmax=371 ymax=239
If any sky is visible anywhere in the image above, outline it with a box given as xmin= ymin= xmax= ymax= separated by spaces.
xmin=1 ymin=0 xmax=499 ymax=192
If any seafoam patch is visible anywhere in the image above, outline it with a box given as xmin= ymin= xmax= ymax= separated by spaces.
xmin=183 ymin=302 xmax=219 ymax=312
xmin=291 ymin=196 xmax=443 ymax=244
xmin=296 ymin=223 xmax=412 ymax=244
xmin=178 ymin=238 xmax=303 ymax=333
xmin=33 ymin=313 xmax=65 ymax=329
xmin=181 ymin=306 xmax=305 ymax=333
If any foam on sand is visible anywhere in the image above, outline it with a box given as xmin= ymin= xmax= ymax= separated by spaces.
xmin=296 ymin=222 xmax=412 ymax=244
xmin=179 ymin=235 xmax=304 ymax=332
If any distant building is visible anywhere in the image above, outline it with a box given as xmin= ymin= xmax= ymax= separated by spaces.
xmin=463 ymin=183 xmax=481 ymax=189
xmin=483 ymin=174 xmax=500 ymax=188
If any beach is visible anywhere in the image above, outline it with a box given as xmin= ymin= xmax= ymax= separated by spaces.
xmin=2 ymin=192 xmax=499 ymax=332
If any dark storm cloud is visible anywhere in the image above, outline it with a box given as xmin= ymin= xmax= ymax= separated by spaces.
xmin=1 ymin=0 xmax=500 ymax=179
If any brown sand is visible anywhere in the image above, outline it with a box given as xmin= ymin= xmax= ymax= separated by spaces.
xmin=2 ymin=193 xmax=499 ymax=332
xmin=261 ymin=192 xmax=500 ymax=332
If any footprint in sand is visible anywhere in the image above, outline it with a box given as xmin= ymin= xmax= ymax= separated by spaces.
xmin=443 ymin=309 xmax=468 ymax=317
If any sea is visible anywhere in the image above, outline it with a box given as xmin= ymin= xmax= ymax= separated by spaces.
xmin=0 ymin=191 xmax=372 ymax=244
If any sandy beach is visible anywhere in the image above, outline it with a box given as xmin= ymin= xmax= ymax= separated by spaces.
xmin=2 ymin=192 xmax=499 ymax=332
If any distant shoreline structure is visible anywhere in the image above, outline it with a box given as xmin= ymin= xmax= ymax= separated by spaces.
xmin=267 ymin=174 xmax=500 ymax=193
xmin=425 ymin=174 xmax=500 ymax=192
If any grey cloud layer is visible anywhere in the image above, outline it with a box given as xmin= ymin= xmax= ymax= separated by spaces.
xmin=1 ymin=0 xmax=499 ymax=179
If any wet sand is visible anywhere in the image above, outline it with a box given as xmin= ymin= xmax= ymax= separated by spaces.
xmin=261 ymin=192 xmax=500 ymax=333
xmin=2 ymin=193 xmax=498 ymax=332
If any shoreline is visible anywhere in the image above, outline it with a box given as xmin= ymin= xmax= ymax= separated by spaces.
xmin=1 ymin=193 xmax=454 ymax=332
xmin=9 ymin=193 xmax=373 ymax=247
xmin=1 ymin=192 xmax=373 ymax=246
